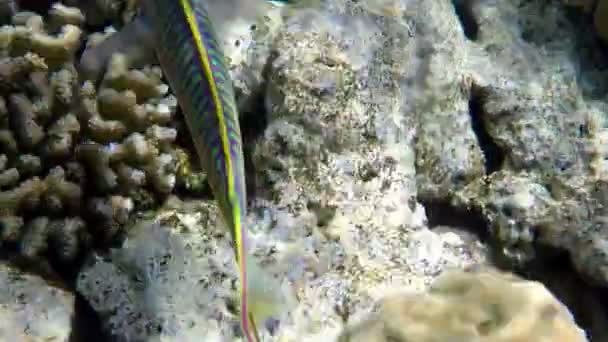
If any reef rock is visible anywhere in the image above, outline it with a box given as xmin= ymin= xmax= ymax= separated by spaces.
xmin=0 ymin=262 xmax=74 ymax=341
xmin=338 ymin=268 xmax=589 ymax=342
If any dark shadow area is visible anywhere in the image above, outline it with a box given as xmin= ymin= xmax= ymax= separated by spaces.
xmin=0 ymin=0 xmax=16 ymax=25
xmin=240 ymin=90 xmax=269 ymax=204
xmin=422 ymin=199 xmax=491 ymax=243
xmin=468 ymin=86 xmax=504 ymax=175
xmin=560 ymin=3 xmax=608 ymax=100
xmin=15 ymin=0 xmax=54 ymax=14
xmin=0 ymin=245 xmax=66 ymax=286
xmin=514 ymin=245 xmax=608 ymax=342
xmin=452 ymin=0 xmax=479 ymax=41
xmin=69 ymin=293 xmax=109 ymax=342
xmin=238 ymin=55 xmax=275 ymax=204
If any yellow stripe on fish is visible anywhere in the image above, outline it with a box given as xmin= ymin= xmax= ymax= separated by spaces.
xmin=140 ymin=0 xmax=255 ymax=340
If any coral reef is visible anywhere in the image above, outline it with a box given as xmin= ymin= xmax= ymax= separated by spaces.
xmin=70 ymin=0 xmax=608 ymax=340
xmin=337 ymin=268 xmax=589 ymax=342
xmin=0 ymin=0 xmax=607 ymax=341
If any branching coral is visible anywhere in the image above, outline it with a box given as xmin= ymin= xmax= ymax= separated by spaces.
xmin=0 ymin=2 xmax=197 ymax=266
xmin=0 ymin=10 xmax=82 ymax=67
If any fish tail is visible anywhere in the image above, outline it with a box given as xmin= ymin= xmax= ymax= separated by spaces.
xmin=232 ymin=198 xmax=260 ymax=342
xmin=248 ymin=312 xmax=262 ymax=342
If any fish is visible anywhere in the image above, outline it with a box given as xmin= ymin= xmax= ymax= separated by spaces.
xmin=77 ymin=0 xmax=318 ymax=339
xmin=138 ymin=0 xmax=284 ymax=341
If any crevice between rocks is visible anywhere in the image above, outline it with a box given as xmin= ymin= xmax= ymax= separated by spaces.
xmin=69 ymin=293 xmax=108 ymax=342
xmin=468 ymin=86 xmax=504 ymax=175
xmin=451 ymin=0 xmax=479 ymax=41
xmin=239 ymin=56 xmax=275 ymax=203
xmin=240 ymin=89 xmax=269 ymax=203
xmin=421 ymin=198 xmax=514 ymax=271
xmin=422 ymin=199 xmax=490 ymax=243
xmin=15 ymin=0 xmax=54 ymax=15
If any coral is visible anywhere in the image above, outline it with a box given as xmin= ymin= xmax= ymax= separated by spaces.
xmin=77 ymin=17 xmax=157 ymax=84
xmin=0 ymin=14 xmax=82 ymax=67
xmin=47 ymin=2 xmax=86 ymax=29
xmin=0 ymin=2 xmax=189 ymax=267
xmin=337 ymin=268 xmax=589 ymax=342
xmin=0 ymin=53 xmax=47 ymax=90
xmin=7 ymin=93 xmax=46 ymax=150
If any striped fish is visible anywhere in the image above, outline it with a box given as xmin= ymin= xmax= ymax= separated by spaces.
xmin=140 ymin=0 xmax=257 ymax=340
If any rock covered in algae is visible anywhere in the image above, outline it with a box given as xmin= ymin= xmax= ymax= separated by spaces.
xmin=370 ymin=4 xmax=599 ymax=341
xmin=253 ymin=0 xmax=606 ymax=339
xmin=242 ymin=2 xmax=493 ymax=340
xmin=337 ymin=268 xmax=589 ymax=342
xmin=398 ymin=0 xmax=608 ymax=287
xmin=563 ymin=0 xmax=608 ymax=42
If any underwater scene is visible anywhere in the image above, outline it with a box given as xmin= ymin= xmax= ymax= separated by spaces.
xmin=0 ymin=0 xmax=607 ymax=341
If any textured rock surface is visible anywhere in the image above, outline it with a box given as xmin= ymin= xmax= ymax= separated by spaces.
xmin=438 ymin=0 xmax=608 ymax=286
xmin=77 ymin=206 xmax=242 ymax=342
xmin=0 ymin=262 xmax=74 ymax=341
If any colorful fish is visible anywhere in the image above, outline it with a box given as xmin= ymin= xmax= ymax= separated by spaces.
xmin=140 ymin=0 xmax=284 ymax=341
xmin=78 ymin=1 xmax=298 ymax=340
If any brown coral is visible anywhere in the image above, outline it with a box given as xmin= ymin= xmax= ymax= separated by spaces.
xmin=339 ymin=268 xmax=589 ymax=342
xmin=0 ymin=3 xmax=185 ymax=266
